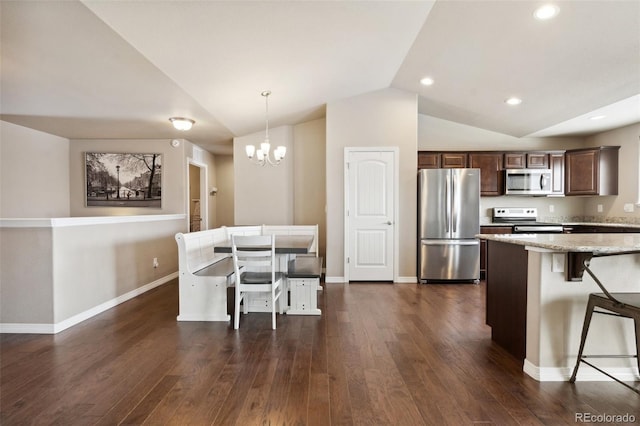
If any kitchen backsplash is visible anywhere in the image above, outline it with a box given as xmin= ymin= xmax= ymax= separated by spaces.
xmin=541 ymin=215 xmax=640 ymax=225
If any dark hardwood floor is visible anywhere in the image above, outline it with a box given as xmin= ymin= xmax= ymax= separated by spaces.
xmin=1 ymin=280 xmax=639 ymax=425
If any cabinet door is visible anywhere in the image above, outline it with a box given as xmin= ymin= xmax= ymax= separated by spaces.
xmin=418 ymin=152 xmax=440 ymax=169
xmin=441 ymin=153 xmax=467 ymax=168
xmin=469 ymin=153 xmax=503 ymax=196
xmin=565 ymin=149 xmax=599 ymax=195
xmin=504 ymin=153 xmax=525 ymax=169
xmin=480 ymin=226 xmax=512 ymax=279
xmin=550 ymin=153 xmax=565 ymax=195
xmin=527 ymin=153 xmax=549 ymax=169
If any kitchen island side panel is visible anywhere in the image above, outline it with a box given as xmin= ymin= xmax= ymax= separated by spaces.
xmin=486 ymin=240 xmax=528 ymax=360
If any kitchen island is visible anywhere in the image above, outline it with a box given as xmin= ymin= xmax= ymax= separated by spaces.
xmin=478 ymin=232 xmax=640 ymax=382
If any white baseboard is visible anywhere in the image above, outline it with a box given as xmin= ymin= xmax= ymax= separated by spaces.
xmin=324 ymin=276 xmax=417 ymax=284
xmin=524 ymin=358 xmax=640 ymax=382
xmin=177 ymin=313 xmax=230 ymax=322
xmin=395 ymin=276 xmax=417 ymax=283
xmin=0 ymin=272 xmax=178 ymax=334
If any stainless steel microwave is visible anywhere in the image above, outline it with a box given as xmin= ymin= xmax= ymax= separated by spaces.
xmin=504 ymin=169 xmax=552 ymax=195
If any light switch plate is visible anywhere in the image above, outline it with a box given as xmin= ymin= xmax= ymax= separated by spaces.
xmin=624 ymin=203 xmax=634 ymax=212
xmin=597 ymin=204 xmax=603 ymax=213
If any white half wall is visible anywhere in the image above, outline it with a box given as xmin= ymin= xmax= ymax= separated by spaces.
xmin=0 ymin=215 xmax=185 ymax=333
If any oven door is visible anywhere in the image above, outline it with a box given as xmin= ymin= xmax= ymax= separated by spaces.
xmin=513 ymin=225 xmax=564 ymax=233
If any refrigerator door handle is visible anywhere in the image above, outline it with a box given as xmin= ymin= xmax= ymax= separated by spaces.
xmin=452 ymin=172 xmax=457 ymax=233
xmin=444 ymin=174 xmax=450 ymax=233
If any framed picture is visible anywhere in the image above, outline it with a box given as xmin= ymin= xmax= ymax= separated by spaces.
xmin=85 ymin=152 xmax=162 ymax=208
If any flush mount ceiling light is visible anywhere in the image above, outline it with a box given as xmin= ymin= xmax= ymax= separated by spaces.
xmin=169 ymin=117 xmax=195 ymax=131
xmin=534 ymin=4 xmax=559 ymax=20
xmin=505 ymin=97 xmax=523 ymax=106
xmin=245 ymin=90 xmax=286 ymax=167
xmin=420 ymin=76 xmax=434 ymax=86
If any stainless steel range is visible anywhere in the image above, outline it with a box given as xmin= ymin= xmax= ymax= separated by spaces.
xmin=492 ymin=207 xmax=564 ymax=233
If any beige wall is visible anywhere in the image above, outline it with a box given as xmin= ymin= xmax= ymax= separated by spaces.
xmin=0 ymin=227 xmax=54 ymax=323
xmin=233 ymin=125 xmax=294 ymax=225
xmin=584 ymin=122 xmax=640 ymax=221
xmin=69 ymin=138 xmax=186 ymax=217
xmin=214 ymin=154 xmax=235 ymax=227
xmin=418 ymin=114 xmax=587 ymax=151
xmin=326 ymin=88 xmax=418 ymax=281
xmin=1 ymin=121 xmax=71 ymax=217
xmin=293 ymin=118 xmax=327 ymax=258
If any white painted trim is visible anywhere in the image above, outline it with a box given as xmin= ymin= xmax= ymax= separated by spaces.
xmin=325 ymin=276 xmax=346 ymax=283
xmin=0 ymin=214 xmax=186 ymax=228
xmin=636 ymin=136 xmax=640 ymax=206
xmin=343 ymin=147 xmax=400 ymax=283
xmin=177 ymin=313 xmax=231 ymax=322
xmin=523 ymin=358 xmax=639 ymax=382
xmin=395 ymin=276 xmax=418 ymax=284
xmin=0 ymin=272 xmax=178 ymax=334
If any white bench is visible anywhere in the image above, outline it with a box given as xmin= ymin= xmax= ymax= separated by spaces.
xmin=175 ymin=227 xmax=233 ymax=321
xmin=287 ymin=257 xmax=323 ymax=315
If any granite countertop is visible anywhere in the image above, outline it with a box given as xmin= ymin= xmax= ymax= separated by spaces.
xmin=476 ymin=232 xmax=640 ymax=255
xmin=560 ymin=222 xmax=640 ymax=229
xmin=480 ymin=221 xmax=640 ymax=229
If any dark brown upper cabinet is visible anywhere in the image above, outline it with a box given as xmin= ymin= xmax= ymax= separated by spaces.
xmin=441 ymin=153 xmax=468 ymax=168
xmin=565 ymin=146 xmax=619 ymax=196
xmin=469 ymin=153 xmax=503 ymax=196
xmin=504 ymin=152 xmax=549 ymax=169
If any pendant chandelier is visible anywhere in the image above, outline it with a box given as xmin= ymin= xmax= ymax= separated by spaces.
xmin=245 ymin=90 xmax=286 ymax=166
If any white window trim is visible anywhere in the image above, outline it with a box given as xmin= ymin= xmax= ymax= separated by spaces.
xmin=637 ymin=137 xmax=640 ymax=206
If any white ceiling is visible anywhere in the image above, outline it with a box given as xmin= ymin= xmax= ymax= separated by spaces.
xmin=1 ymin=1 xmax=639 ymax=154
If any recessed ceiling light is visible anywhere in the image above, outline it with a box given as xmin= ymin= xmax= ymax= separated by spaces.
xmin=590 ymin=115 xmax=606 ymax=120
xmin=420 ymin=77 xmax=434 ymax=86
xmin=534 ymin=4 xmax=559 ymax=20
xmin=505 ymin=97 xmax=522 ymax=106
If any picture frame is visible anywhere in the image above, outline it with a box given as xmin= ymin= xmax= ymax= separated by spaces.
xmin=85 ymin=152 xmax=162 ymax=208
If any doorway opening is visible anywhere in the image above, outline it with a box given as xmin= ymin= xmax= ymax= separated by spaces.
xmin=188 ymin=160 xmax=208 ymax=232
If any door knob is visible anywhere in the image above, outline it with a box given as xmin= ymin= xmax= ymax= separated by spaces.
xmin=386 ymin=221 xmax=392 ymax=225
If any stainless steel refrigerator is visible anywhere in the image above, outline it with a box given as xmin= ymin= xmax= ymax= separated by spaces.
xmin=418 ymin=168 xmax=480 ymax=282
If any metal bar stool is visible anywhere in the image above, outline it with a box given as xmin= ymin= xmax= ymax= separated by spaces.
xmin=569 ymin=258 xmax=640 ymax=394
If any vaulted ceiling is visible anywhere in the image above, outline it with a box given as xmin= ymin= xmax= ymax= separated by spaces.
xmin=1 ymin=1 xmax=639 ymax=154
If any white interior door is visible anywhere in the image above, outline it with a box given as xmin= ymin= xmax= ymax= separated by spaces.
xmin=346 ymin=149 xmax=396 ymax=281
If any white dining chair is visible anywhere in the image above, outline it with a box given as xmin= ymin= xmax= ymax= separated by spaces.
xmin=231 ymin=234 xmax=284 ymax=330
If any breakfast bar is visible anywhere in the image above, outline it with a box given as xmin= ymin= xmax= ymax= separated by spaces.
xmin=478 ymin=232 xmax=640 ymax=382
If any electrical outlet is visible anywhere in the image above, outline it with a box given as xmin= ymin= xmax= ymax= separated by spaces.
xmin=624 ymin=203 xmax=634 ymax=213
xmin=549 ymin=204 xmax=554 ymax=213
xmin=153 ymin=257 xmax=159 ymax=268
xmin=597 ymin=204 xmax=603 ymax=213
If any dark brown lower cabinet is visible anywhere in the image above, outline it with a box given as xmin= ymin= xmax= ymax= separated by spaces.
xmin=479 ymin=226 xmax=512 ymax=279
xmin=486 ymin=240 xmax=528 ymax=360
